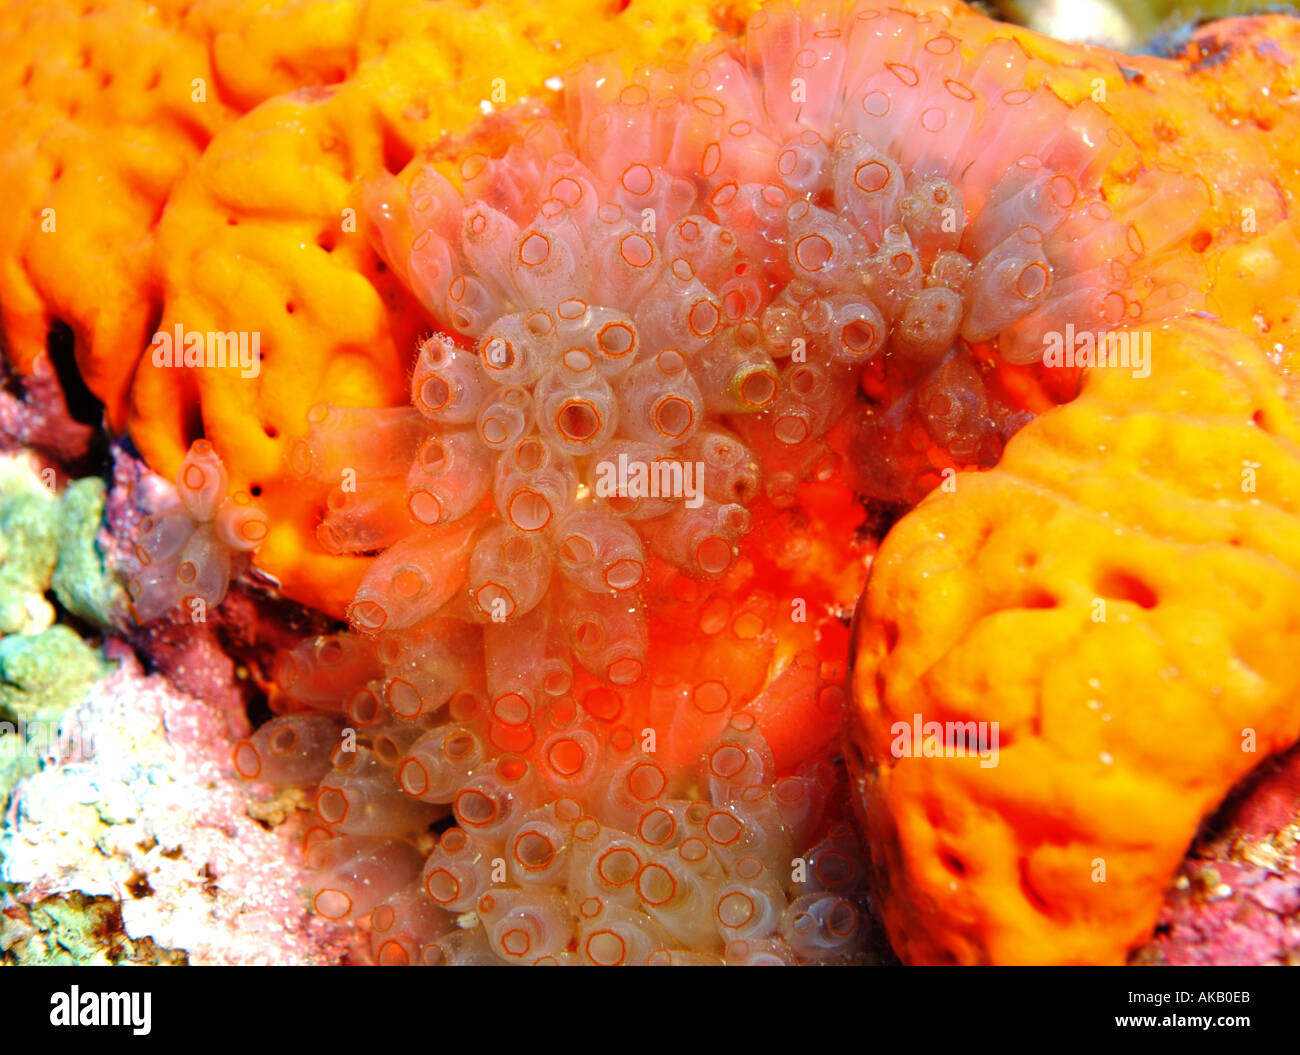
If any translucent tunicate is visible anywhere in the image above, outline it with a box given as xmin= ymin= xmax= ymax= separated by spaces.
xmin=534 ymin=348 xmax=620 ymax=455
xmin=405 ymin=430 xmax=493 ymax=527
xmin=617 ymin=349 xmax=704 ymax=448
xmin=466 ymin=522 xmax=554 ymax=623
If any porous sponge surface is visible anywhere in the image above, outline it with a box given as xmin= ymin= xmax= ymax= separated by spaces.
xmin=850 ymin=317 xmax=1300 ymax=964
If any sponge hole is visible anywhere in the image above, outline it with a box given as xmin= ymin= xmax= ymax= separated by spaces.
xmin=1021 ymin=589 xmax=1057 ymax=610
xmin=1096 ymin=569 xmax=1157 ymax=610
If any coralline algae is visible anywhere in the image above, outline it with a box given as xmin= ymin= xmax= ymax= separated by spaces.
xmin=1 ymin=653 xmax=355 ymax=965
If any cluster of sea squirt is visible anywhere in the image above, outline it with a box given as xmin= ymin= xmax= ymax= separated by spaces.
xmin=138 ymin=0 xmax=1202 ymax=963
xmin=127 ymin=442 xmax=269 ymax=623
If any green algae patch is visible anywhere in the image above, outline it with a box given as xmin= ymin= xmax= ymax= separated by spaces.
xmin=0 ymin=623 xmax=110 ymax=726
xmin=0 ymin=623 xmax=111 ymax=820
xmin=0 ymin=455 xmax=127 ymax=636
xmin=0 ymin=889 xmax=187 ymax=965
xmin=52 ymin=477 xmax=129 ymax=629
xmin=0 ymin=456 xmax=60 ymax=636
xmin=0 ymin=624 xmax=111 ymax=801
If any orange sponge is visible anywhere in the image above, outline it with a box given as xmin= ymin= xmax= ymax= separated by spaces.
xmin=0 ymin=0 xmax=233 ymax=425
xmin=849 ymin=317 xmax=1300 ymax=964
